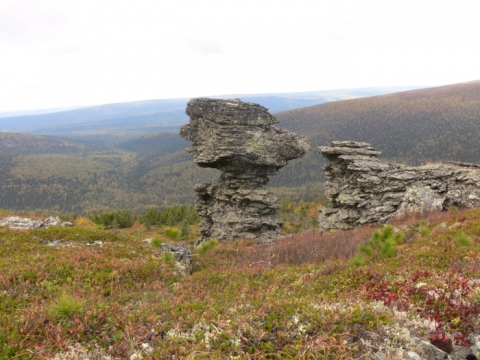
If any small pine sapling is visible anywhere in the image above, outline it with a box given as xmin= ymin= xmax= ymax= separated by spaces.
xmin=197 ymin=238 xmax=219 ymax=254
xmin=353 ymin=225 xmax=404 ymax=265
xmin=164 ymin=227 xmax=180 ymax=239
xmin=457 ymin=233 xmax=472 ymax=246
xmin=150 ymin=237 xmax=162 ymax=248
xmin=420 ymin=227 xmax=431 ymax=237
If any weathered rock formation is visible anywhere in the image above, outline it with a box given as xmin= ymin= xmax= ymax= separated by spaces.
xmin=180 ymin=98 xmax=310 ymax=243
xmin=318 ymin=141 xmax=480 ymax=231
xmin=0 ymin=216 xmax=72 ymax=230
xmin=161 ymin=243 xmax=193 ymax=275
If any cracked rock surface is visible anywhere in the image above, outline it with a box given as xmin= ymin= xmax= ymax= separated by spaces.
xmin=0 ymin=216 xmax=72 ymax=230
xmin=180 ymin=98 xmax=310 ymax=243
xmin=318 ymin=141 xmax=480 ymax=231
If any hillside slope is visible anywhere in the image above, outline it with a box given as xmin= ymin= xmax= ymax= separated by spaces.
xmin=0 ymin=132 xmax=92 ymax=154
xmin=2 ymin=208 xmax=480 ymax=358
xmin=277 ymin=80 xmax=480 ymax=164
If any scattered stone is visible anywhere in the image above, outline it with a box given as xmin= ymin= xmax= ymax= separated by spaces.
xmin=161 ymin=243 xmax=193 ymax=275
xmin=43 ymin=216 xmax=73 ymax=228
xmin=318 ymin=141 xmax=480 ymax=231
xmin=0 ymin=216 xmax=72 ymax=230
xmin=180 ymin=98 xmax=309 ymax=243
xmin=414 ymin=337 xmax=449 ymax=359
xmin=143 ymin=238 xmax=152 ymax=244
xmin=0 ymin=216 xmax=43 ymax=229
xmin=451 ymin=346 xmax=477 ymax=359
xmin=86 ymin=241 xmax=103 ymax=247
xmin=405 ymin=351 xmax=422 ymax=360
xmin=46 ymin=240 xmax=63 ymax=247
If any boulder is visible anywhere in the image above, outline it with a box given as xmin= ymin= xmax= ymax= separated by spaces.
xmin=161 ymin=243 xmax=193 ymax=275
xmin=0 ymin=216 xmax=72 ymax=230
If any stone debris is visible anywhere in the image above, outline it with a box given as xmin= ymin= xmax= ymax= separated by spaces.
xmin=0 ymin=216 xmax=72 ymax=230
xmin=318 ymin=141 xmax=480 ymax=231
xmin=86 ymin=241 xmax=103 ymax=247
xmin=180 ymin=98 xmax=309 ymax=243
xmin=161 ymin=243 xmax=193 ymax=275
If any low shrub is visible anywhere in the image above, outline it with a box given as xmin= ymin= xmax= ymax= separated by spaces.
xmin=89 ymin=210 xmax=136 ymax=229
xmin=164 ymin=227 xmax=180 ymax=239
xmin=140 ymin=205 xmax=199 ymax=227
xmin=150 ymin=237 xmax=162 ymax=248
xmin=420 ymin=227 xmax=431 ymax=237
xmin=457 ymin=233 xmax=472 ymax=246
xmin=197 ymin=238 xmax=218 ymax=254
xmin=353 ymin=225 xmax=404 ymax=265
xmin=49 ymin=295 xmax=84 ymax=320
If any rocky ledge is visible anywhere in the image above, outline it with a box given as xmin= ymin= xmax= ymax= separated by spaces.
xmin=0 ymin=216 xmax=73 ymax=230
xmin=180 ymin=98 xmax=310 ymax=243
xmin=318 ymin=141 xmax=480 ymax=231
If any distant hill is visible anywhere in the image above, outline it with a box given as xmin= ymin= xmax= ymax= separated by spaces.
xmin=2 ymin=82 xmax=479 ymax=214
xmin=277 ymin=80 xmax=480 ymax=164
xmin=0 ymin=86 xmax=423 ymax=141
xmin=0 ymin=132 xmax=91 ymax=154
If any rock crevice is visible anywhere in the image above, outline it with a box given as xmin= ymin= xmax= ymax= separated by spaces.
xmin=180 ymin=98 xmax=310 ymax=243
xmin=318 ymin=141 xmax=480 ymax=231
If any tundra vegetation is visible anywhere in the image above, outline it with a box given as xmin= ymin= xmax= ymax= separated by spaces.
xmin=1 ymin=205 xmax=480 ymax=359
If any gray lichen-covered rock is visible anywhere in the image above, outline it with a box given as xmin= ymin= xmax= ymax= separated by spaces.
xmin=180 ymin=98 xmax=310 ymax=243
xmin=0 ymin=216 xmax=72 ymax=230
xmin=161 ymin=243 xmax=193 ymax=275
xmin=318 ymin=141 xmax=480 ymax=231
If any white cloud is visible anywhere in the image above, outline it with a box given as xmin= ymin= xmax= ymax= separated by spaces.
xmin=0 ymin=0 xmax=479 ymax=112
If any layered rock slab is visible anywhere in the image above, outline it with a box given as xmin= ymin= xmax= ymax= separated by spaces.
xmin=180 ymin=98 xmax=310 ymax=243
xmin=0 ymin=216 xmax=72 ymax=230
xmin=318 ymin=141 xmax=480 ymax=231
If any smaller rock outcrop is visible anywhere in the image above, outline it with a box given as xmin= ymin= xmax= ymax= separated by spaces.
xmin=180 ymin=98 xmax=310 ymax=243
xmin=160 ymin=243 xmax=193 ymax=275
xmin=0 ymin=216 xmax=73 ymax=230
xmin=318 ymin=141 xmax=480 ymax=231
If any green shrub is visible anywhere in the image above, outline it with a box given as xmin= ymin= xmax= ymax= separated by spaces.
xmin=457 ymin=233 xmax=472 ymax=246
xmin=420 ymin=227 xmax=431 ymax=237
xmin=164 ymin=227 xmax=180 ymax=239
xmin=162 ymin=251 xmax=173 ymax=262
xmin=89 ymin=210 xmax=135 ymax=229
xmin=197 ymin=238 xmax=218 ymax=254
xmin=49 ymin=295 xmax=84 ymax=320
xmin=353 ymin=225 xmax=404 ymax=265
xmin=140 ymin=205 xmax=199 ymax=227
xmin=181 ymin=221 xmax=191 ymax=240
xmin=150 ymin=237 xmax=162 ymax=248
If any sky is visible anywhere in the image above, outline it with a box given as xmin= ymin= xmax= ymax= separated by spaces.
xmin=1 ymin=0 xmax=480 ymax=113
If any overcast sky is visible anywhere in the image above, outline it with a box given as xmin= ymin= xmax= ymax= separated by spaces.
xmin=1 ymin=0 xmax=479 ymax=112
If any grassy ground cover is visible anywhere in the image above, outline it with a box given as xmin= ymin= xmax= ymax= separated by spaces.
xmin=1 ymin=209 xmax=480 ymax=359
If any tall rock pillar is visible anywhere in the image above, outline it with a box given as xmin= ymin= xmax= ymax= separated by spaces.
xmin=180 ymin=98 xmax=310 ymax=243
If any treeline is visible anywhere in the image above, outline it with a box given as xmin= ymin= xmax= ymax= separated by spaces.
xmin=0 ymin=132 xmax=89 ymax=154
xmin=88 ymin=204 xmax=199 ymax=229
xmin=86 ymin=201 xmax=319 ymax=236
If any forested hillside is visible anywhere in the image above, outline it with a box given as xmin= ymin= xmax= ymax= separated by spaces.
xmin=0 ymin=133 xmax=91 ymax=154
xmin=277 ymin=80 xmax=480 ymax=164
